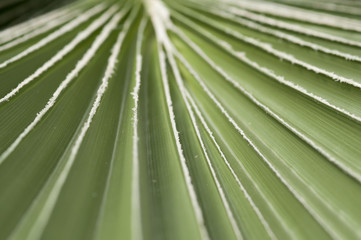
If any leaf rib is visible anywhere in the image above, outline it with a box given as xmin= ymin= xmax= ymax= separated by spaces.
xmin=178 ymin=3 xmax=361 ymax=63
xmin=0 ymin=3 xmax=108 ymax=69
xmin=174 ymin=47 xmax=295 ymax=240
xmin=171 ymin=24 xmax=361 ymax=178
xmin=165 ymin=38 xmax=243 ymax=240
xmin=0 ymin=1 xmax=84 ymax=45
xmin=21 ymin=11 xmax=125 ymax=240
xmin=172 ymin=10 xmax=361 ymax=93
xmin=214 ymin=5 xmax=361 ymax=48
xmin=223 ymin=0 xmax=361 ymax=33
xmin=146 ymin=1 xmax=210 ymax=238
xmin=176 ymin=48 xmax=297 ymax=239
xmin=0 ymin=10 xmax=81 ymax=53
xmin=0 ymin=7 xmax=120 ymax=166
xmin=0 ymin=5 xmax=120 ymax=104
xmin=171 ymin=25 xmax=349 ymax=239
xmin=130 ymin=13 xmax=147 ymax=240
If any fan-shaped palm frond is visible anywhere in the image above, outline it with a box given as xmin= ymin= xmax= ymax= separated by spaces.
xmin=1 ymin=0 xmax=361 ymax=239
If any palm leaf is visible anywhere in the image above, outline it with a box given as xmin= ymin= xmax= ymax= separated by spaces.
xmin=1 ymin=0 xmax=361 ymax=239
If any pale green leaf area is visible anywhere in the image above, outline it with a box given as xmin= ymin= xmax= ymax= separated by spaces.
xmin=0 ymin=0 xmax=361 ymax=239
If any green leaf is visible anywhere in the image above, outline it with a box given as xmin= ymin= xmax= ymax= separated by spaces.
xmin=1 ymin=0 xmax=361 ymax=239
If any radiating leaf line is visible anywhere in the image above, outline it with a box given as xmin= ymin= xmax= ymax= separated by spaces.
xmin=92 ymin=3 xmax=139 ymax=239
xmin=0 ymin=5 xmax=120 ymax=104
xmin=174 ymin=47 xmax=305 ymax=240
xmin=170 ymin=24 xmax=352 ymax=239
xmin=172 ymin=12 xmax=361 ymax=129
xmin=165 ymin=34 xmax=243 ymax=240
xmin=182 ymin=58 xmax=359 ymax=223
xmin=67 ymin=8 xmax=134 ymax=187
xmin=0 ymin=1 xmax=84 ymax=45
xmin=267 ymin=0 xmax=361 ymax=17
xmin=160 ymin=48 xmax=211 ymax=239
xmin=0 ymin=6 xmax=121 ymax=165
xmin=179 ymin=15 xmax=360 ymax=236
xmin=171 ymin=23 xmax=361 ymax=182
xmin=185 ymin=89 xmax=295 ymax=239
xmin=0 ymin=3 xmax=108 ymax=69
xmin=176 ymin=22 xmax=357 ymax=236
xmin=170 ymin=12 xmax=361 ymax=181
xmin=0 ymin=9 xmax=81 ymax=52
xmin=174 ymin=30 xmax=361 ymax=234
xmin=18 ymin=10 xmax=125 ymax=240
xmin=222 ymin=0 xmax=361 ymax=32
xmin=266 ymin=0 xmax=361 ymax=16
xmin=145 ymin=1 xmax=209 ymax=238
xmin=316 ymin=0 xmax=361 ymax=7
xmin=158 ymin=47 xmax=210 ymax=240
xmin=171 ymin=18 xmax=361 ymax=214
xmin=1 ymin=0 xmax=361 ymax=239
xmin=176 ymin=46 xmax=303 ymax=239
xmin=0 ymin=11 xmax=77 ymax=47
xmin=178 ymin=3 xmax=361 ymax=63
xmin=178 ymin=44 xmax=344 ymax=239
xmin=7 ymin=86 xmax=103 ymax=240
xmin=172 ymin=8 xmax=361 ymax=92
xmin=130 ymin=9 xmax=147 ymax=240
xmin=188 ymin=1 xmax=361 ymax=49
xmin=172 ymin=26 xmax=294 ymax=239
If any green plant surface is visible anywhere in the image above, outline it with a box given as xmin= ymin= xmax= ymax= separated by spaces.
xmin=0 ymin=0 xmax=361 ymax=239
